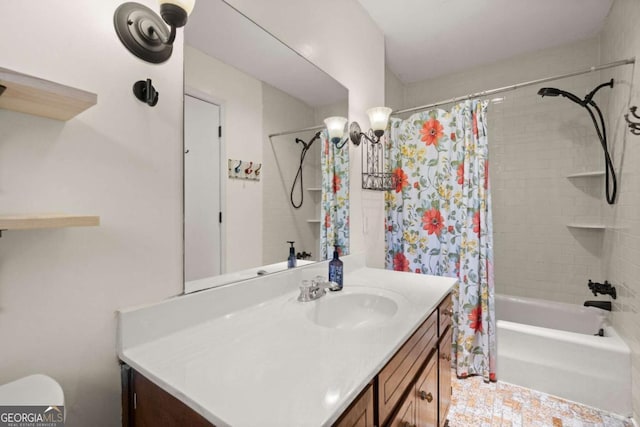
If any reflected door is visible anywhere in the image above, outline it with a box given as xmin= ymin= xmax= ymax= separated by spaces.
xmin=185 ymin=95 xmax=222 ymax=281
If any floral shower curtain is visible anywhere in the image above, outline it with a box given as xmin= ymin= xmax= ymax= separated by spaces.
xmin=385 ymin=100 xmax=496 ymax=381
xmin=320 ymin=131 xmax=349 ymax=260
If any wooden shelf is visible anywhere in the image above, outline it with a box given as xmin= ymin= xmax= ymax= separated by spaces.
xmin=0 ymin=214 xmax=100 ymax=231
xmin=566 ymin=223 xmax=606 ymax=230
xmin=0 ymin=67 xmax=97 ymax=121
xmin=566 ymin=171 xmax=605 ymax=178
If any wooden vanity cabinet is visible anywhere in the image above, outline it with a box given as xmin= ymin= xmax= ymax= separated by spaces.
xmin=121 ymin=365 xmax=214 ymax=427
xmin=334 ymin=384 xmax=375 ymax=427
xmin=377 ymin=311 xmax=438 ymax=424
xmin=121 ymin=292 xmax=453 ymax=427
xmin=386 ymin=349 xmax=438 ymax=427
xmin=381 ymin=294 xmax=452 ymax=427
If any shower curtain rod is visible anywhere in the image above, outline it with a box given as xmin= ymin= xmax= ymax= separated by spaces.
xmin=392 ymin=58 xmax=635 ymax=116
xmin=268 ymin=124 xmax=325 ymax=138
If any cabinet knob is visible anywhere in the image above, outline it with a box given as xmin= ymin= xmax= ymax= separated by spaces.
xmin=444 ymin=307 xmax=454 ymax=317
xmin=402 ymin=422 xmax=417 ymax=427
xmin=418 ymin=390 xmax=433 ymax=402
xmin=441 ymin=353 xmax=451 ymax=361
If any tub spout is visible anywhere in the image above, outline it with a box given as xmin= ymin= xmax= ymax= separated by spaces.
xmin=584 ymin=300 xmax=612 ymax=311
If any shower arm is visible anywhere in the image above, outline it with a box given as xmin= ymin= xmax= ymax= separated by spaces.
xmin=584 ymin=79 xmax=614 ymax=105
xmin=295 ymin=131 xmax=322 ymax=150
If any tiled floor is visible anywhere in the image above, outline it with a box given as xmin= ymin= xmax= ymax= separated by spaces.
xmin=448 ymin=375 xmax=632 ymax=427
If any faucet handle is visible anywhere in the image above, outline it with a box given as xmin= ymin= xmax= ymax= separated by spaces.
xmin=314 ymin=276 xmax=341 ymax=292
xmin=298 ymin=280 xmax=315 ymax=302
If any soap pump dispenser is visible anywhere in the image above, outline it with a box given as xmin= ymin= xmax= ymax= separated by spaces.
xmin=328 ymin=244 xmax=343 ymax=290
xmin=287 ymin=241 xmax=297 ymax=268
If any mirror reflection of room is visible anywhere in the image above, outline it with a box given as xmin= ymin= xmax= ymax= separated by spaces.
xmin=183 ymin=0 xmax=348 ymax=293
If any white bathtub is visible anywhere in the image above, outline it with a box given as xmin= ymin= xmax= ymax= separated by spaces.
xmin=496 ymin=294 xmax=632 ymax=416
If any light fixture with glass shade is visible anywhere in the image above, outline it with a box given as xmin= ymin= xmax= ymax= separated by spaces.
xmin=324 ymin=116 xmax=349 ymax=149
xmin=348 ymin=107 xmax=395 ymax=191
xmin=349 ymin=107 xmax=392 ymax=145
xmin=114 ymin=0 xmax=196 ymax=64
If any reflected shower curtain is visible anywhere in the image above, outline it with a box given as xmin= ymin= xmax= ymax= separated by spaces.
xmin=385 ymin=100 xmax=496 ymax=381
xmin=320 ymin=131 xmax=349 ymax=260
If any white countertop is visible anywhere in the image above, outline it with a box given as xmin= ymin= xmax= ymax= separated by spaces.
xmin=118 ymin=260 xmax=455 ymax=427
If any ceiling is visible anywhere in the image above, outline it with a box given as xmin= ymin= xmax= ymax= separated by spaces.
xmin=185 ymin=0 xmax=347 ymax=107
xmin=357 ymin=0 xmax=614 ymax=83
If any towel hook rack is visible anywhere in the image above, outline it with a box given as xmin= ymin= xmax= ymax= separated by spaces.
xmin=624 ymin=105 xmax=640 ymax=135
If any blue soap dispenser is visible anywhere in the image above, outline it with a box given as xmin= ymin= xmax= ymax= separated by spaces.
xmin=287 ymin=241 xmax=297 ymax=268
xmin=328 ymin=244 xmax=343 ymax=290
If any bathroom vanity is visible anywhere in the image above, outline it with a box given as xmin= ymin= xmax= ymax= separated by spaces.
xmin=117 ymin=255 xmax=456 ymax=426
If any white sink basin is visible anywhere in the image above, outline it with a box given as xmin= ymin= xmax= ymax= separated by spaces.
xmin=306 ymin=288 xmax=403 ymax=329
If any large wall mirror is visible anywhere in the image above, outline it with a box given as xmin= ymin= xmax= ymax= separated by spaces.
xmin=183 ymin=0 xmax=349 ymax=293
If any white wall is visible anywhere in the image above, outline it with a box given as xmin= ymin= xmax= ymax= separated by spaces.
xmin=262 ymin=82 xmax=319 ymax=264
xmin=225 ymin=0 xmax=387 ymax=267
xmin=184 ymin=45 xmax=263 ymax=273
xmin=389 ymin=37 xmax=609 ymax=304
xmin=600 ymin=0 xmax=640 ymax=421
xmin=0 ymin=1 xmax=184 ymax=426
xmin=385 ymin=65 xmax=405 ymax=112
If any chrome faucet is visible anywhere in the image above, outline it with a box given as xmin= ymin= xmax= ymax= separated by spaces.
xmin=297 ymin=276 xmax=341 ymax=302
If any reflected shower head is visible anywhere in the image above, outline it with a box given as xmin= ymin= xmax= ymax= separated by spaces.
xmin=537 ymin=87 xmax=562 ymax=97
xmin=537 ymin=87 xmax=584 ymax=106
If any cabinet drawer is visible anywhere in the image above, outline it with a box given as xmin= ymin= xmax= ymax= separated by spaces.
xmin=378 ymin=311 xmax=437 ymax=425
xmin=438 ymin=295 xmax=453 ymax=336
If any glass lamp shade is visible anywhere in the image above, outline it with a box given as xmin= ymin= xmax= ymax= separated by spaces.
xmin=324 ymin=116 xmax=348 ymax=144
xmin=366 ymin=107 xmax=392 ymax=132
xmin=159 ymin=0 xmax=196 ymax=16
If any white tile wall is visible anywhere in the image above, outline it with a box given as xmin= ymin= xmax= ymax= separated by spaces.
xmin=600 ymin=0 xmax=640 ymax=421
xmin=262 ymin=82 xmax=319 ymax=264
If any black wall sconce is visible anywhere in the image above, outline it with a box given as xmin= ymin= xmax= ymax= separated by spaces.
xmin=349 ymin=107 xmax=393 ymax=146
xmin=133 ymin=79 xmax=159 ymax=106
xmin=349 ymin=107 xmax=395 ymax=191
xmin=323 ymin=108 xmax=395 ymax=190
xmin=114 ymin=0 xmax=195 ymax=64
xmin=324 ymin=117 xmax=349 ymax=149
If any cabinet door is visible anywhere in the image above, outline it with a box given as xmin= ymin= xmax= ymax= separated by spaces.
xmin=122 ymin=368 xmax=214 ymax=427
xmin=415 ymin=353 xmax=438 ymax=427
xmin=386 ymin=391 xmax=416 ymax=427
xmin=334 ymin=384 xmax=374 ymax=427
xmin=378 ymin=311 xmax=437 ymax=425
xmin=438 ymin=328 xmax=453 ymax=427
